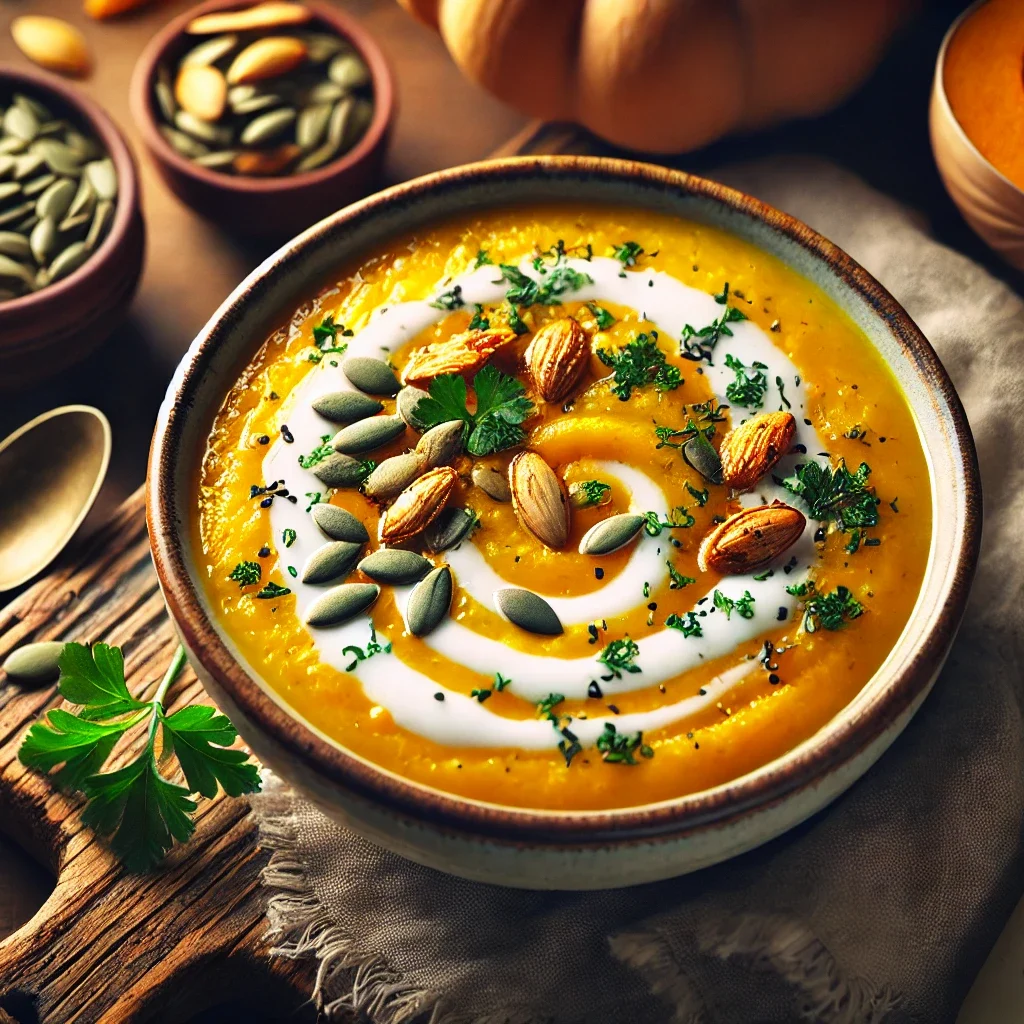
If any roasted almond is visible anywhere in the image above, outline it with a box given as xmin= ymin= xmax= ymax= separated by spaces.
xmin=11 ymin=17 xmax=90 ymax=76
xmin=509 ymin=451 xmax=569 ymax=550
xmin=525 ymin=316 xmax=589 ymax=402
xmin=226 ymin=36 xmax=308 ymax=85
xmin=697 ymin=501 xmax=805 ymax=575
xmin=233 ymin=144 xmax=301 ymax=176
xmin=187 ymin=1 xmax=312 ymax=35
xmin=380 ymin=466 xmax=458 ymax=544
xmin=175 ymin=65 xmax=227 ymax=123
xmin=719 ymin=411 xmax=796 ymax=490
xmin=402 ymin=327 xmax=517 ymax=385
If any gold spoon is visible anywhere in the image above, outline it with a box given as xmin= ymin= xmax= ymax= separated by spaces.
xmin=0 ymin=405 xmax=111 ymax=593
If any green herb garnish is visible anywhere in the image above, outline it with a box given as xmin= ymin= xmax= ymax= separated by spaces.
xmin=304 ymin=491 xmax=322 ymax=512
xmin=685 ymin=482 xmax=709 ymax=506
xmin=597 ymin=331 xmax=683 ymax=400
xmin=586 ymin=301 xmax=616 ymax=330
xmin=18 ymin=643 xmax=260 ymax=871
xmin=228 ymin=561 xmax=261 ymax=588
xmin=724 ymin=354 xmax=769 ymax=408
xmin=468 ymin=303 xmax=489 ymax=330
xmin=667 ymin=563 xmax=696 ymax=589
xmin=786 ymin=581 xmax=864 ymax=632
xmin=665 ymin=611 xmax=702 ymax=637
xmin=777 ymin=460 xmax=879 ymax=532
xmin=470 ymin=688 xmax=491 ymax=703
xmin=430 ymin=285 xmax=464 ymax=310
xmin=595 ymin=722 xmax=652 ymax=764
xmin=341 ymin=623 xmax=392 ymax=671
xmin=680 ymin=305 xmax=748 ymax=364
xmin=714 ymin=589 xmax=755 ymax=620
xmin=256 ymin=581 xmax=291 ymax=599
xmin=494 ymin=673 xmax=511 ymax=692
xmin=613 ymin=241 xmax=643 ymax=268
xmin=643 ymin=508 xmax=696 ymax=536
xmin=312 ymin=313 xmax=351 ymax=356
xmin=282 ymin=528 xmax=296 ymax=548
xmin=597 ymin=638 xmax=640 ymax=680
xmin=473 ymin=249 xmax=492 ymax=269
xmin=573 ymin=479 xmax=611 ymax=508
xmin=298 ymin=433 xmax=335 ymax=469
xmin=537 ymin=693 xmax=565 ymax=722
xmin=498 ymin=263 xmax=593 ymax=307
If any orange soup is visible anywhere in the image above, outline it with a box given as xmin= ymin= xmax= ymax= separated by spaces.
xmin=195 ymin=205 xmax=931 ymax=811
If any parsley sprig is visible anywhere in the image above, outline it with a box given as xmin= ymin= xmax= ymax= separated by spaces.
xmin=18 ymin=643 xmax=261 ymax=871
xmin=778 ymin=460 xmax=879 ymax=532
xmin=498 ymin=263 xmax=593 ymax=307
xmin=786 ymin=582 xmax=864 ymax=632
xmin=724 ymin=354 xmax=769 ymax=408
xmin=597 ymin=331 xmax=683 ymax=401
xmin=597 ymin=638 xmax=641 ymax=680
xmin=596 ymin=722 xmax=652 ymax=764
xmin=680 ymin=301 xmax=748 ymax=364
xmin=417 ymin=365 xmax=534 ymax=457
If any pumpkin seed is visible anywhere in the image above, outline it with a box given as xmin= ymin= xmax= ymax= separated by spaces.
xmin=194 ymin=150 xmax=240 ymax=169
xmin=12 ymin=153 xmax=44 ymax=180
xmin=307 ymin=80 xmax=345 ymax=103
xmin=84 ymin=158 xmax=117 ymax=201
xmin=363 ymin=452 xmax=425 ymax=501
xmin=342 ymin=356 xmax=400 ymax=396
xmin=48 ymin=241 xmax=89 ymax=282
xmin=240 ymin=107 xmax=296 ymax=146
xmin=230 ymin=92 xmax=283 ymax=116
xmin=33 ymin=267 xmax=49 ymax=290
xmin=472 ymin=463 xmax=511 ymax=502
xmin=0 ymin=231 xmax=31 ymax=259
xmin=302 ymin=32 xmax=346 ymax=63
xmin=296 ymin=102 xmax=332 ymax=150
xmin=2 ymin=640 xmax=65 ymax=682
xmin=84 ymin=200 xmax=113 ymax=251
xmin=0 ymin=155 xmax=15 ymax=179
xmin=22 ymin=173 xmax=56 ymax=197
xmin=407 ymin=566 xmax=453 ymax=637
xmin=31 ymin=139 xmax=81 ymax=176
xmin=35 ymin=177 xmax=76 ymax=220
xmin=310 ymin=502 xmax=369 ymax=543
xmin=294 ymin=134 xmax=341 ymax=173
xmin=64 ymin=130 xmax=100 ymax=161
xmin=58 ymin=210 xmax=90 ymax=234
xmin=295 ymin=97 xmax=350 ymax=172
xmin=36 ymin=120 xmax=67 ymax=138
xmin=578 ymin=513 xmax=645 ymax=556
xmin=161 ymin=126 xmax=210 ymax=158
xmin=301 ymin=540 xmax=362 ymax=584
xmin=29 ymin=217 xmax=56 ymax=263
xmin=328 ymin=52 xmax=370 ymax=89
xmin=358 ymin=548 xmax=431 ymax=585
xmin=683 ymin=433 xmax=723 ymax=484
xmin=348 ymin=98 xmax=373 ymax=144
xmin=395 ymin=385 xmax=429 ymax=430
xmin=0 ymin=201 xmax=35 ymax=228
xmin=0 ymin=254 xmax=33 ymax=285
xmin=416 ymin=420 xmax=464 ymax=468
xmin=0 ymin=138 xmax=28 ymax=156
xmin=304 ymin=583 xmax=379 ymax=627
xmin=493 ymin=588 xmax=563 ymax=636
xmin=0 ymin=182 xmax=21 ymax=205
xmin=14 ymin=94 xmax=52 ymax=121
xmin=4 ymin=105 xmax=38 ymax=143
xmin=182 ymin=33 xmax=239 ymax=68
xmin=176 ymin=110 xmax=233 ymax=147
xmin=311 ymin=452 xmax=370 ymax=488
xmin=312 ymin=390 xmax=384 ymax=423
xmin=423 ymin=507 xmax=477 ymax=553
xmin=15 ymin=215 xmax=38 ymax=234
xmin=332 ymin=414 xmax=406 ymax=455
xmin=155 ymin=79 xmax=178 ymax=122
xmin=66 ymin=176 xmax=95 ymax=219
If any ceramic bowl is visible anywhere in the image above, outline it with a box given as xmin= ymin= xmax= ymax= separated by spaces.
xmin=129 ymin=0 xmax=395 ymax=240
xmin=148 ymin=157 xmax=981 ymax=890
xmin=930 ymin=1 xmax=1024 ymax=270
xmin=0 ymin=66 xmax=145 ymax=390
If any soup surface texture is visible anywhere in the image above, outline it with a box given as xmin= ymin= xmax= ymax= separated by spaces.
xmin=196 ymin=204 xmax=931 ymax=811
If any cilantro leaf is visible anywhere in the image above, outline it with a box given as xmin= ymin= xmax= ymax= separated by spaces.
xmin=161 ymin=705 xmax=262 ymax=799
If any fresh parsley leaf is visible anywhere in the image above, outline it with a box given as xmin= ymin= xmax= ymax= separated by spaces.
xmin=597 ymin=638 xmax=641 ymax=679
xmin=498 ymin=263 xmax=592 ymax=307
xmin=228 ymin=561 xmax=261 ymax=589
xmin=665 ymin=611 xmax=702 ymax=637
xmin=473 ymin=249 xmax=492 ymax=268
xmin=53 ymin=643 xmax=147 ymax=719
xmin=714 ymin=589 xmax=755 ymax=620
xmin=256 ymin=582 xmax=291 ymax=599
xmin=597 ymin=331 xmax=683 ymax=400
xmin=789 ymin=582 xmax=864 ymax=632
xmin=19 ymin=710 xmax=129 ymax=791
xmin=505 ymin=300 xmax=529 ymax=335
xmin=685 ymin=482 xmax=709 ymax=507
xmin=305 ymin=492 xmax=322 ymax=512
xmin=666 ymin=563 xmax=696 ymax=590
xmin=297 ymin=434 xmax=335 ymax=469
xmin=778 ymin=460 xmax=879 ymax=531
xmin=571 ymin=479 xmax=611 ymax=508
xmin=642 ymin=508 xmax=695 ymax=536
xmin=161 ymin=704 xmax=262 ymax=799
xmin=595 ymin=722 xmax=651 ymax=764
xmin=494 ymin=672 xmax=511 ymax=691
xmin=724 ymin=354 xmax=769 ymax=408
xmin=312 ymin=313 xmax=350 ymax=355
xmin=282 ymin=528 xmax=297 ymax=548
xmin=537 ymin=693 xmax=565 ymax=722
xmin=613 ymin=241 xmax=644 ymax=267
xmin=417 ymin=374 xmax=473 ymax=433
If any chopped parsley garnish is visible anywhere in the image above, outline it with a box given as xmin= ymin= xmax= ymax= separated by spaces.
xmin=573 ymin=479 xmax=611 ymax=508
xmin=430 ymin=285 xmax=465 ymax=311
xmin=304 ymin=491 xmax=322 ymax=512
xmin=667 ymin=563 xmax=696 ymax=589
xmin=282 ymin=528 xmax=297 ymax=548
xmin=498 ymin=263 xmax=593 ymax=307
xmin=311 ymin=313 xmax=352 ymax=358
xmin=596 ymin=722 xmax=652 ymax=764
xmin=494 ymin=673 xmax=511 ymax=692
xmin=505 ymin=300 xmax=529 ymax=335
xmin=470 ymin=688 xmax=491 ymax=703
xmin=468 ymin=303 xmax=489 ymax=330
xmin=18 ymin=642 xmax=260 ymax=870
xmin=613 ymin=241 xmax=644 ymax=268
xmin=537 ymin=693 xmax=565 ymax=722
xmin=256 ymin=581 xmax=291 ymax=599
xmin=355 ymin=459 xmax=376 ymax=484
xmin=228 ymin=561 xmax=261 ymax=588
xmin=665 ymin=611 xmax=702 ymax=637
xmin=714 ymin=589 xmax=755 ymax=620
xmin=473 ymin=249 xmax=492 ymax=268
xmin=642 ymin=507 xmax=696 ymax=536
xmin=686 ymin=482 xmax=709 ymax=506
xmin=777 ymin=460 xmax=879 ymax=532
xmin=724 ymin=353 xmax=769 ymax=408
xmin=597 ymin=638 xmax=641 ymax=679
xmin=341 ymin=623 xmax=392 ymax=671
xmin=680 ymin=305 xmax=748 ymax=364
xmin=417 ymin=365 xmax=534 ymax=457
xmin=586 ymin=301 xmax=616 ymax=330
xmin=776 ymin=376 xmax=791 ymax=409
xmin=596 ymin=331 xmax=683 ymax=400
xmin=786 ymin=582 xmax=864 ymax=632
xmin=297 ymin=433 xmax=335 ymax=469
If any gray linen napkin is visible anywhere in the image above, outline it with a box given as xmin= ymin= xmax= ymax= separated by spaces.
xmin=251 ymin=158 xmax=1024 ymax=1024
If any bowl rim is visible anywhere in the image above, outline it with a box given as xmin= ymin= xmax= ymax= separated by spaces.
xmin=0 ymin=65 xmax=141 ymax=328
xmin=148 ymin=155 xmax=982 ymax=843
xmin=932 ymin=0 xmax=1024 ymax=201
xmin=128 ymin=0 xmax=395 ymax=195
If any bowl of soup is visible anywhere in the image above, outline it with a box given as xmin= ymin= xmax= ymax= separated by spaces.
xmin=148 ymin=157 xmax=980 ymax=889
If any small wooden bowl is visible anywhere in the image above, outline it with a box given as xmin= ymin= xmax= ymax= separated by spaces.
xmin=129 ymin=0 xmax=395 ymax=240
xmin=929 ymin=1 xmax=1024 ymax=270
xmin=0 ymin=67 xmax=145 ymax=391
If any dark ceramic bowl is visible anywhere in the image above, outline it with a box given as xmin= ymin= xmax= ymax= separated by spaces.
xmin=0 ymin=66 xmax=145 ymax=391
xmin=148 ymin=157 xmax=981 ymax=890
xmin=129 ymin=0 xmax=395 ymax=239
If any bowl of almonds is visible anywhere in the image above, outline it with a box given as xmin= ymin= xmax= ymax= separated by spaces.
xmin=130 ymin=0 xmax=394 ymax=238
xmin=0 ymin=65 xmax=144 ymax=389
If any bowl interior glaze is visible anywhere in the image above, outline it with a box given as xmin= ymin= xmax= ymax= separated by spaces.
xmin=148 ymin=157 xmax=980 ymax=844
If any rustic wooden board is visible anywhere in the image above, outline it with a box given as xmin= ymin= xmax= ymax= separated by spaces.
xmin=0 ymin=120 xmax=591 ymax=1023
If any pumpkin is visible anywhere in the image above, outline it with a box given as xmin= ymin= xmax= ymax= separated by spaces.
xmin=397 ymin=0 xmax=917 ymax=153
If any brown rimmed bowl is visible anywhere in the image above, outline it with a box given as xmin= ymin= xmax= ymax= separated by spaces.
xmin=0 ymin=66 xmax=145 ymax=391
xmin=129 ymin=0 xmax=395 ymax=240
xmin=148 ymin=156 xmax=981 ymax=890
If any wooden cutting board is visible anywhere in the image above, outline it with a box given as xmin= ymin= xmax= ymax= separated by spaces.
xmin=0 ymin=122 xmax=596 ymax=1024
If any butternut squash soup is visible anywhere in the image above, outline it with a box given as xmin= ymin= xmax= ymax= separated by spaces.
xmin=195 ymin=205 xmax=931 ymax=811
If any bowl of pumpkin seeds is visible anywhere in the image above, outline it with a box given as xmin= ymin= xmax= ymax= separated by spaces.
xmin=0 ymin=65 xmax=144 ymax=389
xmin=131 ymin=0 xmax=394 ymax=238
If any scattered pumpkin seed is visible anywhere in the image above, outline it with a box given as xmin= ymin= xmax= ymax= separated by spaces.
xmin=84 ymin=200 xmax=114 ymax=250
xmin=230 ymin=92 xmax=284 ymax=115
xmin=407 ymin=566 xmax=453 ymax=637
xmin=0 ymin=253 xmax=34 ymax=285
xmin=396 ymin=385 xmax=430 ymax=430
xmin=310 ymin=502 xmax=369 ymax=543
xmin=416 ymin=420 xmax=463 ymax=468
xmin=363 ymin=452 xmax=425 ymax=501
xmin=31 ymin=138 xmax=81 ymax=176
xmin=493 ymin=588 xmax=563 ymax=636
xmin=304 ymin=582 xmax=379 ymax=627
xmin=84 ymin=158 xmax=117 ymax=201
xmin=21 ymin=173 xmax=56 ymax=197
xmin=48 ymin=240 xmax=89 ymax=282
xmin=13 ymin=153 xmax=45 ymax=179
xmin=328 ymin=52 xmax=370 ymax=89
xmin=161 ymin=125 xmax=211 ymax=158
xmin=176 ymin=110 xmax=234 ymax=147
xmin=0 ymin=182 xmax=21 ymax=204
xmin=472 ymin=463 xmax=511 ymax=502
xmin=194 ymin=149 xmax=240 ymax=169
xmin=29 ymin=217 xmax=56 ymax=263
xmin=2 ymin=640 xmax=65 ymax=682
xmin=311 ymin=451 xmax=371 ymax=488
xmin=0 ymin=201 xmax=36 ymax=228
xmin=0 ymin=231 xmax=31 ymax=259
xmin=240 ymin=107 xmax=296 ymax=145
xmin=182 ymin=34 xmax=239 ymax=68
xmin=357 ymin=548 xmax=431 ymax=585
xmin=296 ymin=102 xmax=332 ymax=150
xmin=4 ymin=105 xmax=39 ymax=143
xmin=311 ymin=389 xmax=384 ymax=423
xmin=578 ymin=513 xmax=645 ymax=555
xmin=683 ymin=433 xmax=723 ymax=484
xmin=332 ymin=414 xmax=406 ymax=455
xmin=342 ymin=356 xmax=400 ymax=396
xmin=422 ymin=507 xmax=477 ymax=553
xmin=35 ymin=177 xmax=76 ymax=220
xmin=301 ymin=539 xmax=362 ymax=584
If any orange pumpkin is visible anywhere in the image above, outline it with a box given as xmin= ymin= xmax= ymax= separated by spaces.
xmin=398 ymin=0 xmax=917 ymax=153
